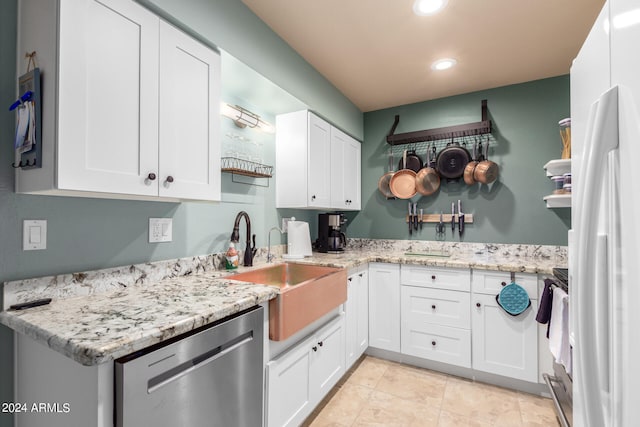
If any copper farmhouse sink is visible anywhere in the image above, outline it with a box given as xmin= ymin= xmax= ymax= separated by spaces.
xmin=227 ymin=263 xmax=346 ymax=341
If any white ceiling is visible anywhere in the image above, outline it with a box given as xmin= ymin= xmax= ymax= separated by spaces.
xmin=241 ymin=0 xmax=605 ymax=112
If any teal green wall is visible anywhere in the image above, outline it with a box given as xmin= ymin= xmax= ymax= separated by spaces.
xmin=0 ymin=3 xmax=17 ymax=425
xmin=347 ymin=76 xmax=571 ymax=245
xmin=139 ymin=0 xmax=363 ymax=139
xmin=0 ymin=2 xmax=358 ymax=425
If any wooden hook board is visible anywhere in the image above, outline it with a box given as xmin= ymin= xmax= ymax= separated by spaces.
xmin=405 ymin=214 xmax=474 ymax=224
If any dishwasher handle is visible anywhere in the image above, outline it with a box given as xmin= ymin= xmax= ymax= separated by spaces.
xmin=147 ymin=331 xmax=253 ymax=394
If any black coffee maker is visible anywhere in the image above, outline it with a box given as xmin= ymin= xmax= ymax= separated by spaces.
xmin=315 ymin=213 xmax=346 ymax=253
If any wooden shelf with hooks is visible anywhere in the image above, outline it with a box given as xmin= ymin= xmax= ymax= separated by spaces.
xmin=387 ymin=100 xmax=492 ymax=146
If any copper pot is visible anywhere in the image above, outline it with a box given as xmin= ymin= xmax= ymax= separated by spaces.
xmin=389 ymin=150 xmax=417 ymax=199
xmin=415 ymin=144 xmax=440 ymax=196
xmin=463 ymin=140 xmax=479 ymax=185
xmin=377 ymin=150 xmax=396 ymax=198
xmin=474 ymin=140 xmax=499 ymax=184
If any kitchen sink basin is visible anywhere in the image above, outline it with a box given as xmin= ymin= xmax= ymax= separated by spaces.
xmin=227 ymin=263 xmax=346 ymax=341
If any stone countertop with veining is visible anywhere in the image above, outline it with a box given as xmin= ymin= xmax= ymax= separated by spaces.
xmin=0 ymin=271 xmax=279 ymax=366
xmin=0 ymin=239 xmax=566 ymax=367
xmin=288 ymin=239 xmax=566 ymax=275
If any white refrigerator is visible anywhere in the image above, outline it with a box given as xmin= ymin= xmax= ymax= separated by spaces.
xmin=570 ymin=0 xmax=640 ymax=426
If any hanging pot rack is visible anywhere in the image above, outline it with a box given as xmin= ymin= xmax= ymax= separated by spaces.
xmin=386 ymin=100 xmax=492 ymax=147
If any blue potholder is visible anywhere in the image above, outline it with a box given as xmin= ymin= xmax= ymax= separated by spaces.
xmin=496 ymin=282 xmax=531 ymax=316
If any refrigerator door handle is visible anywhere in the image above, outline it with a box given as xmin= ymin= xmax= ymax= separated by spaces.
xmin=576 ymin=86 xmax=619 ymax=427
xmin=595 ymin=233 xmax=609 ymax=395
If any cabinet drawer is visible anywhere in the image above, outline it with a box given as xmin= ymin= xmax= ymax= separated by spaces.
xmin=400 ymin=265 xmax=471 ymax=291
xmin=401 ymin=286 xmax=470 ymax=329
xmin=401 ymin=323 xmax=471 ymax=368
xmin=471 ymin=270 xmax=538 ymax=299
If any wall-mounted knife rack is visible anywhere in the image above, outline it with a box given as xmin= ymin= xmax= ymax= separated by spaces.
xmin=387 ymin=100 xmax=492 ymax=147
xmin=405 ymin=213 xmax=474 ymax=224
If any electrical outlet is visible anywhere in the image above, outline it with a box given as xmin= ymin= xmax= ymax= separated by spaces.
xmin=149 ymin=218 xmax=173 ymax=243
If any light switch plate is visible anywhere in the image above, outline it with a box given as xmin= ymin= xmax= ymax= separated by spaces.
xmin=149 ymin=218 xmax=173 ymax=243
xmin=23 ymin=220 xmax=47 ymax=250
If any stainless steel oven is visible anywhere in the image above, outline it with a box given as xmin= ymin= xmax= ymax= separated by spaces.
xmin=115 ymin=306 xmax=264 ymax=427
xmin=543 ymin=268 xmax=572 ymax=427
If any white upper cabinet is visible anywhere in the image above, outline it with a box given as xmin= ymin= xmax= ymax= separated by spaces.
xmin=276 ymin=110 xmax=361 ymax=210
xmin=57 ymin=0 xmax=159 ymax=196
xmin=16 ymin=0 xmax=221 ymax=201
xmin=158 ymin=21 xmax=220 ymax=200
xmin=307 ymin=113 xmax=332 ymax=207
xmin=330 ymin=127 xmax=361 ymax=210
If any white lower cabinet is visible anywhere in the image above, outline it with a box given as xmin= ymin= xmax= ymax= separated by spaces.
xmin=345 ymin=266 xmax=369 ymax=369
xmin=400 ymin=266 xmax=472 ymax=368
xmin=368 ymin=263 xmax=400 ymax=352
xmin=471 ymin=270 xmax=539 ymax=382
xmin=266 ymin=314 xmax=345 ymax=427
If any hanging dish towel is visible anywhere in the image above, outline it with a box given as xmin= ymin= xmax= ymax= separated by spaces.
xmin=549 ymin=286 xmax=571 ymax=375
xmin=496 ymin=281 xmax=531 ymax=316
xmin=536 ymin=278 xmax=556 ymax=337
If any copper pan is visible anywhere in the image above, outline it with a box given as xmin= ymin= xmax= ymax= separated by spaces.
xmin=464 ymin=138 xmax=479 ymax=185
xmin=389 ymin=150 xmax=417 ymax=199
xmin=416 ymin=144 xmax=440 ymax=196
xmin=474 ymin=138 xmax=499 ymax=184
xmin=377 ymin=150 xmax=396 ymax=198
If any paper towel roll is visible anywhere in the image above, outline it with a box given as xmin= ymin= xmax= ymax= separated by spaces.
xmin=285 ymin=220 xmax=312 ymax=258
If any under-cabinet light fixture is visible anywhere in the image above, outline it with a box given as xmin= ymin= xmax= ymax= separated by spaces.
xmin=220 ymin=103 xmax=275 ymax=134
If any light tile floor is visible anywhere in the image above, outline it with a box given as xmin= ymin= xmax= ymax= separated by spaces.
xmin=304 ymin=356 xmax=560 ymax=427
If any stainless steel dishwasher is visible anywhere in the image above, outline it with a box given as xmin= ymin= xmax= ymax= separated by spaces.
xmin=115 ymin=306 xmax=264 ymax=427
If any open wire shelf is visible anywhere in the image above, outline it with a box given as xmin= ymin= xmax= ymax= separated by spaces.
xmin=221 ymin=157 xmax=273 ymax=178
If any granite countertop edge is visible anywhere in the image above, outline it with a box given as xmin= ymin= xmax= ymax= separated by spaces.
xmin=0 ymin=248 xmax=563 ymax=366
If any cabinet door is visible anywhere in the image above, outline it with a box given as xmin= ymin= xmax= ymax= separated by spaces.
xmin=401 ymin=286 xmax=470 ymax=329
xmin=330 ymin=127 xmax=348 ymax=209
xmin=310 ymin=316 xmax=345 ymax=403
xmin=57 ymin=0 xmax=159 ymax=195
xmin=345 ymin=273 xmax=358 ymax=369
xmin=472 ymin=270 xmax=538 ymax=298
xmin=158 ymin=21 xmax=221 ymax=200
xmin=307 ymin=113 xmax=331 ymax=207
xmin=401 ymin=322 xmax=471 ymax=368
xmin=472 ymin=293 xmax=538 ymax=382
xmin=343 ymin=136 xmax=361 ymax=210
xmin=330 ymin=129 xmax=361 ymax=210
xmin=401 ymin=265 xmax=471 ymax=292
xmin=368 ymin=263 xmax=400 ymax=352
xmin=267 ymin=340 xmax=313 ymax=427
xmin=356 ymin=270 xmax=369 ymax=357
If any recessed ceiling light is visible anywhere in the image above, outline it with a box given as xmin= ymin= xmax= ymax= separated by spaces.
xmin=413 ymin=0 xmax=448 ymax=16
xmin=431 ymin=58 xmax=457 ymax=71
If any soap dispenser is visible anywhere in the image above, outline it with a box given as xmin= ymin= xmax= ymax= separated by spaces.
xmin=225 ymin=242 xmax=239 ymax=270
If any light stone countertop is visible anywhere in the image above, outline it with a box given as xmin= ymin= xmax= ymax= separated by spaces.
xmin=0 ymin=239 xmax=566 ymax=366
